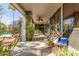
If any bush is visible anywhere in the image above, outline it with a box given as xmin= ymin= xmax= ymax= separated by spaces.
xmin=56 ymin=46 xmax=79 ymax=56
xmin=44 ymin=39 xmax=53 ymax=47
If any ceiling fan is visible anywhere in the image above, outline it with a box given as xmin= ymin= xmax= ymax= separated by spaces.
xmin=36 ymin=15 xmax=44 ymax=21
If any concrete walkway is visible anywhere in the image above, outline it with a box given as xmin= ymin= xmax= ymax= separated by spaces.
xmin=12 ymin=41 xmax=52 ymax=56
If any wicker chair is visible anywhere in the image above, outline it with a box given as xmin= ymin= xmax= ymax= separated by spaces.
xmin=0 ymin=35 xmax=20 ymax=56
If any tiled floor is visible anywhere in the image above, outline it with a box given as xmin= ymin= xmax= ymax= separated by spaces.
xmin=12 ymin=41 xmax=52 ymax=56
xmin=12 ymin=33 xmax=78 ymax=56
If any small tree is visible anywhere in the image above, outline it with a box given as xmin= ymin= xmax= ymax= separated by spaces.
xmin=0 ymin=23 xmax=8 ymax=34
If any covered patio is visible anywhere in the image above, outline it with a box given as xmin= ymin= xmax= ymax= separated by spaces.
xmin=11 ymin=3 xmax=63 ymax=56
xmin=0 ymin=3 xmax=79 ymax=56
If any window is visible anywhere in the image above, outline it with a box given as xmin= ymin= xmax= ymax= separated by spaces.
xmin=63 ymin=17 xmax=74 ymax=38
xmin=64 ymin=17 xmax=74 ymax=31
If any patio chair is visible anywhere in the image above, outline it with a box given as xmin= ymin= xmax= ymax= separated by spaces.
xmin=2 ymin=36 xmax=20 ymax=56
xmin=0 ymin=37 xmax=7 ymax=55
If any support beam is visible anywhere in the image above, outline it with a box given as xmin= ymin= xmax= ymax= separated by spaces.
xmin=11 ymin=3 xmax=26 ymax=16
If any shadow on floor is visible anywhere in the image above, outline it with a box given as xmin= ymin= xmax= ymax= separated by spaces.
xmin=14 ymin=52 xmax=37 ymax=56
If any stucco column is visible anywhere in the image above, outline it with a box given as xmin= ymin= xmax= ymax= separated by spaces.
xmin=61 ymin=4 xmax=64 ymax=36
xmin=21 ymin=16 xmax=26 ymax=42
xmin=49 ymin=19 xmax=51 ymax=35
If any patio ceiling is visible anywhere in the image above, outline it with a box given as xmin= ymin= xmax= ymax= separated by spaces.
xmin=64 ymin=3 xmax=79 ymax=19
xmin=13 ymin=3 xmax=62 ymax=24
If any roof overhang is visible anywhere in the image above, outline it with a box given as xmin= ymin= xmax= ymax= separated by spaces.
xmin=11 ymin=3 xmax=63 ymax=24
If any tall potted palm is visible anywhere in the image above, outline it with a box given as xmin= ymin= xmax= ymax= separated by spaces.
xmin=26 ymin=11 xmax=35 ymax=41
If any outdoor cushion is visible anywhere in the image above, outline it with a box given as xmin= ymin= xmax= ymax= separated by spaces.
xmin=58 ymin=37 xmax=68 ymax=46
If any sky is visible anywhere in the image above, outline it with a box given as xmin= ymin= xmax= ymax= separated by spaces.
xmin=64 ymin=17 xmax=74 ymax=26
xmin=0 ymin=3 xmax=23 ymax=25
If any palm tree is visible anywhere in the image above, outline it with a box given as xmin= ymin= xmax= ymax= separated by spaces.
xmin=0 ymin=5 xmax=4 ymax=23
xmin=8 ymin=5 xmax=16 ymax=33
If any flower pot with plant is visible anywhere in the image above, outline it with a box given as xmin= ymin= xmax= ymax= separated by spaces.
xmin=26 ymin=12 xmax=35 ymax=41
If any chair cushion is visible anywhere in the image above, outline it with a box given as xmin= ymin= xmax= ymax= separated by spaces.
xmin=58 ymin=37 xmax=68 ymax=46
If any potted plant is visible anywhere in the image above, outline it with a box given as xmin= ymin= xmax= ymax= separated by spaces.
xmin=46 ymin=39 xmax=53 ymax=47
xmin=44 ymin=38 xmax=53 ymax=47
xmin=26 ymin=12 xmax=35 ymax=41
xmin=55 ymin=46 xmax=79 ymax=56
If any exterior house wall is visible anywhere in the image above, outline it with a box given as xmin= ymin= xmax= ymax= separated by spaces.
xmin=64 ymin=4 xmax=79 ymax=50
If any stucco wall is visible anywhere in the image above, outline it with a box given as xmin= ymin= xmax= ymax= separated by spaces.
xmin=64 ymin=4 xmax=79 ymax=50
xmin=69 ymin=28 xmax=79 ymax=50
